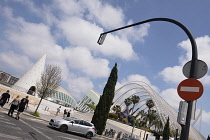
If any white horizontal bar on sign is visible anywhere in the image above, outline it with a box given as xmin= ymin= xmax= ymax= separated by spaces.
xmin=180 ymin=86 xmax=199 ymax=92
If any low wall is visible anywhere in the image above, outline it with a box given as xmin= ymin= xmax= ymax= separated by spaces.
xmin=0 ymin=84 xmax=39 ymax=105
xmin=0 ymin=84 xmax=73 ymax=114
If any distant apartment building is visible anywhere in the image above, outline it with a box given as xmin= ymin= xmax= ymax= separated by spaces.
xmin=0 ymin=71 xmax=19 ymax=86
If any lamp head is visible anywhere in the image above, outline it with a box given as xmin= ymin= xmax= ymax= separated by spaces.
xmin=97 ymin=33 xmax=107 ymax=45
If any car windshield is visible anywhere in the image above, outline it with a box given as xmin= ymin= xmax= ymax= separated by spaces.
xmin=64 ymin=117 xmax=78 ymax=121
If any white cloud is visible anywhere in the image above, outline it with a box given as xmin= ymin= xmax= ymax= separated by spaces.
xmin=5 ymin=17 xmax=58 ymax=59
xmin=160 ymin=88 xmax=182 ymax=110
xmin=0 ymin=51 xmax=33 ymax=75
xmin=58 ymin=17 xmax=138 ymax=60
xmin=67 ymin=77 xmax=94 ymax=100
xmin=159 ymin=66 xmax=185 ymax=84
xmin=179 ymin=36 xmax=210 ymax=66
xmin=64 ymin=47 xmax=110 ymax=78
xmin=82 ymin=0 xmax=125 ymax=29
xmin=119 ymin=21 xmax=150 ymax=43
xmin=160 ymin=35 xmax=210 ymax=85
xmin=53 ymin=0 xmax=84 ymax=18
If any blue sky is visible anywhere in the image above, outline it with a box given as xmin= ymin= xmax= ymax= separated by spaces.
xmin=0 ymin=0 xmax=210 ymax=138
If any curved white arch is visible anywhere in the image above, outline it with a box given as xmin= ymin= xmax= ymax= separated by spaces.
xmin=113 ymin=81 xmax=205 ymax=140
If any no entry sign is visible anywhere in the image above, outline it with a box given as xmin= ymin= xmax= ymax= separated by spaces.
xmin=177 ymin=78 xmax=204 ymax=101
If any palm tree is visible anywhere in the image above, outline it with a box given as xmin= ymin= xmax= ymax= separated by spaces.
xmin=139 ymin=111 xmax=148 ymax=127
xmin=124 ymin=97 xmax=132 ymax=116
xmin=136 ymin=110 xmax=147 ymax=127
xmin=130 ymin=95 xmax=140 ymax=114
xmin=145 ymin=100 xmax=155 ymax=127
xmin=146 ymin=99 xmax=155 ymax=110
xmin=112 ymin=105 xmax=121 ymax=114
xmin=152 ymin=115 xmax=163 ymax=132
xmin=147 ymin=110 xmax=157 ymax=128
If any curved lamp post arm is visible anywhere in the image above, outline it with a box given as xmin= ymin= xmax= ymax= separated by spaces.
xmin=97 ymin=18 xmax=198 ymax=140
xmin=97 ymin=18 xmax=198 ymax=78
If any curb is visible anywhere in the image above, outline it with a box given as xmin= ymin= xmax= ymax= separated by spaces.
xmin=1 ymin=107 xmax=49 ymax=122
xmin=23 ymin=112 xmax=49 ymax=122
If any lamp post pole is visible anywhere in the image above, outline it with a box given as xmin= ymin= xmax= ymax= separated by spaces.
xmin=97 ymin=18 xmax=198 ymax=140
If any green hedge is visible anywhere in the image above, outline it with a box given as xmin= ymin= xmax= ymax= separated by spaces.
xmin=108 ymin=113 xmax=118 ymax=119
xmin=31 ymin=112 xmax=40 ymax=117
xmin=122 ymin=118 xmax=128 ymax=123
xmin=86 ymin=104 xmax=96 ymax=110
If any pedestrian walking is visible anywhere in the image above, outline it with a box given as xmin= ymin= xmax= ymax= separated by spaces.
xmin=0 ymin=90 xmax=10 ymax=109
xmin=56 ymin=106 xmax=61 ymax=116
xmin=8 ymin=95 xmax=20 ymax=117
xmin=67 ymin=109 xmax=71 ymax=117
xmin=63 ymin=109 xmax=67 ymax=118
xmin=16 ymin=96 xmax=29 ymax=120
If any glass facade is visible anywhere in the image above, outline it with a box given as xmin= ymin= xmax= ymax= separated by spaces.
xmin=48 ymin=90 xmax=77 ymax=108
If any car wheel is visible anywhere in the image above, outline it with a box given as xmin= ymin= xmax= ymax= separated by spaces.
xmin=59 ymin=125 xmax=68 ymax=133
xmin=86 ymin=132 xmax=93 ymax=139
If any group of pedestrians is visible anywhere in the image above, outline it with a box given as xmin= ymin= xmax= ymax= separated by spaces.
xmin=0 ymin=90 xmax=29 ymax=120
xmin=63 ymin=108 xmax=71 ymax=118
xmin=56 ymin=106 xmax=72 ymax=118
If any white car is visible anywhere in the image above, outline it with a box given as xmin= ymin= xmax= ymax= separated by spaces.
xmin=49 ymin=117 xmax=96 ymax=139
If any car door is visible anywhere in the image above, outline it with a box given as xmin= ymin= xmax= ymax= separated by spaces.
xmin=68 ymin=120 xmax=81 ymax=133
xmin=78 ymin=120 xmax=92 ymax=134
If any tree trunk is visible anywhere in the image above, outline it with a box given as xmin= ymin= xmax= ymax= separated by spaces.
xmin=126 ymin=106 xmax=129 ymax=119
xmin=34 ymin=94 xmax=44 ymax=114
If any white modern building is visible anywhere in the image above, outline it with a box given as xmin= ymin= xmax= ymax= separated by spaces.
xmin=12 ymin=54 xmax=46 ymax=95
xmin=77 ymin=90 xmax=101 ymax=112
xmin=6 ymin=54 xmax=78 ymax=108
xmin=48 ymin=86 xmax=77 ymax=108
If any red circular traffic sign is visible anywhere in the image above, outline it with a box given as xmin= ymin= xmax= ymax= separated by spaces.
xmin=177 ymin=78 xmax=204 ymax=101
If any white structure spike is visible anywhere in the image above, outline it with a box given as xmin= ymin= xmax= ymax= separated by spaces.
xmin=12 ymin=54 xmax=46 ymax=94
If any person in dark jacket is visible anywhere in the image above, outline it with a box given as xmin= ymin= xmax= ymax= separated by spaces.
xmin=63 ymin=109 xmax=67 ymax=118
xmin=0 ymin=90 xmax=10 ymax=109
xmin=67 ymin=109 xmax=71 ymax=117
xmin=16 ymin=96 xmax=29 ymax=120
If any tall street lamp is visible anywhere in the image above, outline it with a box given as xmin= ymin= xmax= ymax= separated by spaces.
xmin=97 ymin=18 xmax=198 ymax=140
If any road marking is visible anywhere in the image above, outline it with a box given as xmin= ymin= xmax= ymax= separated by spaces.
xmin=180 ymin=86 xmax=199 ymax=92
xmin=0 ymin=115 xmax=5 ymax=117
xmin=29 ymin=118 xmax=46 ymax=122
xmin=34 ymin=126 xmax=56 ymax=132
xmin=3 ymin=124 xmax=22 ymax=130
xmin=0 ymin=132 xmax=22 ymax=140
xmin=20 ymin=119 xmax=52 ymax=140
xmin=0 ymin=117 xmax=9 ymax=121
xmin=0 ymin=120 xmax=16 ymax=125
xmin=57 ymin=136 xmax=79 ymax=140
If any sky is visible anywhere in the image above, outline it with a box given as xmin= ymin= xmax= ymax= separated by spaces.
xmin=0 ymin=0 xmax=210 ymax=138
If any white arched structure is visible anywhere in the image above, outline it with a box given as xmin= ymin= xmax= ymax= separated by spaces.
xmin=112 ymin=81 xmax=205 ymax=140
